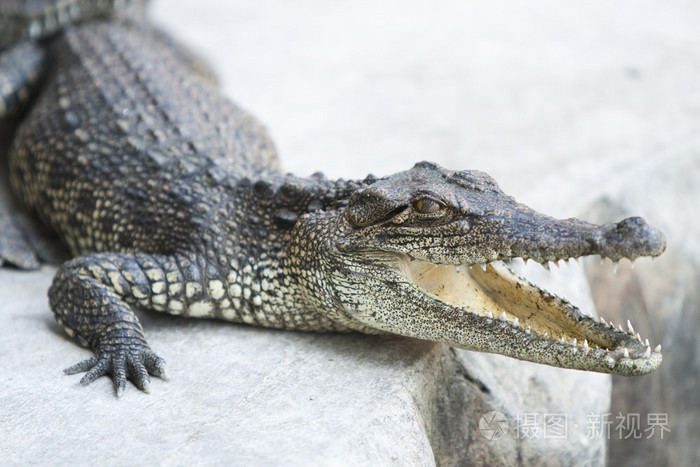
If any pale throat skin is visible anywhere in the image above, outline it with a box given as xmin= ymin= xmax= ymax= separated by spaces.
xmin=0 ymin=1 xmax=666 ymax=396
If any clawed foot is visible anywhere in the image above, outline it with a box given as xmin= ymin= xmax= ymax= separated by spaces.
xmin=64 ymin=347 xmax=168 ymax=396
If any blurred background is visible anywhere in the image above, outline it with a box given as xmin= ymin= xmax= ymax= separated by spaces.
xmin=152 ymin=0 xmax=699 ymax=215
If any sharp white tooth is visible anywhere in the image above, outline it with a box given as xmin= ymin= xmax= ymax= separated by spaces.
xmin=599 ymin=316 xmax=606 ymax=325
xmin=612 ymin=262 xmax=619 ymax=274
xmin=645 ymin=338 xmax=650 ymax=347
xmin=623 ymin=347 xmax=629 ymax=358
xmin=513 ymin=317 xmax=519 ymax=327
xmin=609 ymin=321 xmax=615 ymax=328
xmin=480 ymin=263 xmax=487 ymax=272
xmin=544 ymin=332 xmax=549 ymax=338
xmin=550 ymin=261 xmax=557 ymax=269
xmin=654 ymin=345 xmax=661 ymax=353
xmin=486 ymin=312 xmax=493 ymax=319
xmin=644 ymin=347 xmax=651 ymax=358
xmin=499 ymin=312 xmax=507 ymax=322
xmin=525 ymin=326 xmax=531 ymax=335
xmin=618 ymin=324 xmax=625 ymax=333
xmin=627 ymin=320 xmax=635 ymax=335
xmin=561 ymin=336 xmax=566 ymax=343
xmin=636 ymin=332 xmax=642 ymax=342
xmin=572 ymin=338 xmax=577 ymax=347
xmin=583 ymin=339 xmax=589 ymax=350
xmin=558 ymin=259 xmax=566 ymax=268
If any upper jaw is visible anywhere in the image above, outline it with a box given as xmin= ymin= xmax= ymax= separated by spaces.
xmin=454 ymin=215 xmax=667 ymax=267
xmin=507 ymin=216 xmax=667 ymax=263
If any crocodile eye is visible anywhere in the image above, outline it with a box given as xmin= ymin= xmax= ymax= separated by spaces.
xmin=413 ymin=197 xmax=442 ymax=214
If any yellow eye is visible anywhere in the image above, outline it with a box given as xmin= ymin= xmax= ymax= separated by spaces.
xmin=413 ymin=197 xmax=442 ymax=214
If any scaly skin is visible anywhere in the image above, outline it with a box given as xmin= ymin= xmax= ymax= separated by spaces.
xmin=0 ymin=0 xmax=146 ymax=49
xmin=1 ymin=4 xmax=666 ymax=396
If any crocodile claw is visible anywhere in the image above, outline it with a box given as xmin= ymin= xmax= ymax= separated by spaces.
xmin=64 ymin=348 xmax=168 ymax=397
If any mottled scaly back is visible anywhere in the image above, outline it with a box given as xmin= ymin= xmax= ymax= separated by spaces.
xmin=10 ymin=19 xmax=280 ymax=255
xmin=0 ymin=0 xmax=147 ymax=48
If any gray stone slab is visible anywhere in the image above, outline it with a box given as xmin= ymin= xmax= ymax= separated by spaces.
xmin=0 ymin=265 xmax=608 ymax=466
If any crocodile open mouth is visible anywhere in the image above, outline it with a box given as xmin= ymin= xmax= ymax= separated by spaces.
xmin=395 ymin=255 xmax=662 ymax=375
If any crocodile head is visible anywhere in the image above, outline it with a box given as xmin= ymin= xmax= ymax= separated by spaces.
xmin=294 ymin=161 xmax=666 ymax=375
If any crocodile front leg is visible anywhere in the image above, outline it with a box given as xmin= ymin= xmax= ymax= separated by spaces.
xmin=49 ymin=252 xmax=179 ymax=395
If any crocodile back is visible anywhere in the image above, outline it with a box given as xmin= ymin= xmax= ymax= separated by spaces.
xmin=9 ymin=19 xmax=281 ymax=255
xmin=0 ymin=0 xmax=147 ymax=49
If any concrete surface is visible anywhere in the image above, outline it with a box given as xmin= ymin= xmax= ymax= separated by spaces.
xmin=1 ymin=0 xmax=699 ymax=465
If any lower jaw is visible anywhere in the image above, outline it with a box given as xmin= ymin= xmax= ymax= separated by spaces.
xmin=397 ymin=257 xmax=661 ymax=374
xmin=404 ymin=259 xmax=598 ymax=342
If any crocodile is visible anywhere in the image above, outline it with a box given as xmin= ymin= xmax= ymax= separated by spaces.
xmin=0 ymin=1 xmax=666 ymax=396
